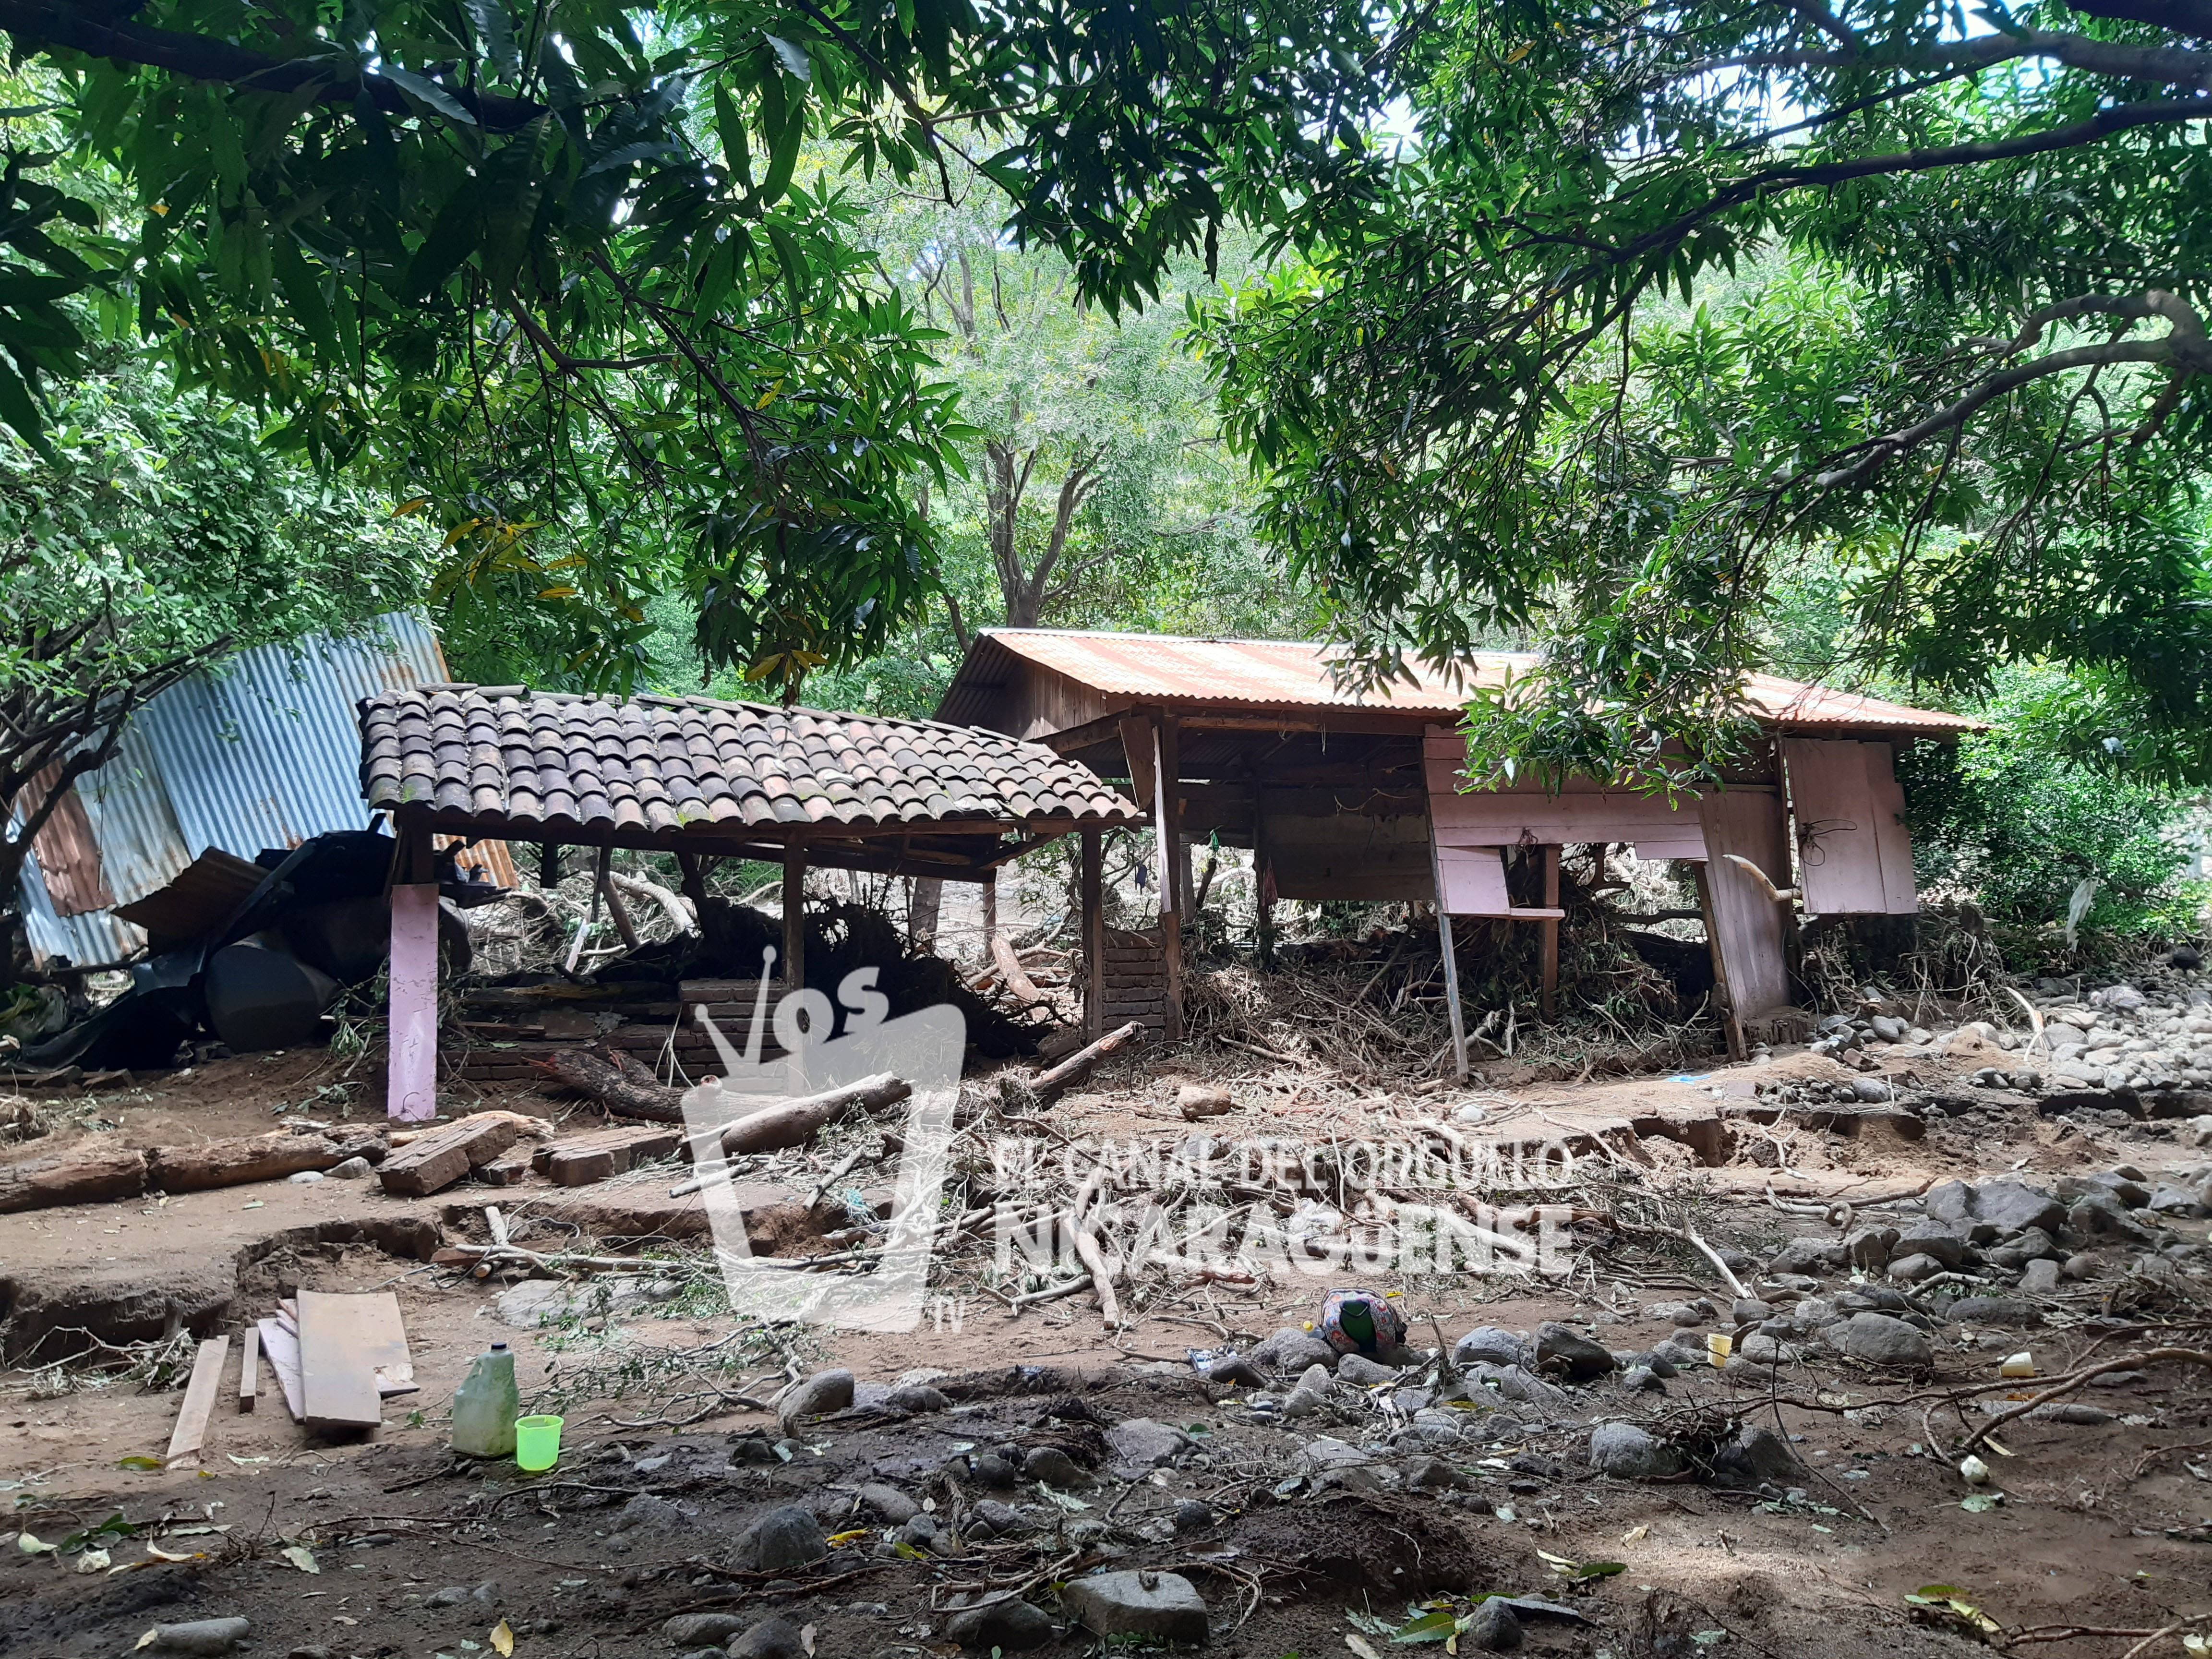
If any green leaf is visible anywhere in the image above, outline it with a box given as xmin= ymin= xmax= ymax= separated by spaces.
xmin=271 ymin=236 xmax=338 ymax=362
xmin=765 ymin=35 xmax=812 ymax=82
xmin=406 ymin=182 xmax=481 ymax=299
xmin=380 ymin=66 xmax=478 ymax=126
xmin=0 ymin=353 xmax=52 ymax=458
xmin=464 ymin=0 xmax=521 ymax=79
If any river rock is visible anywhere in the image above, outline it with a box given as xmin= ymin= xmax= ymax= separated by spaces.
xmin=1453 ymin=1326 xmax=1532 ymax=1366
xmin=1827 ymin=1312 xmax=1934 ymax=1369
xmin=1106 ymin=1418 xmax=1193 ymax=1467
xmin=776 ymin=1367 xmax=854 ymax=1431
xmin=731 ymin=1504 xmax=827 ymax=1572
xmin=946 ymin=1598 xmax=1055 ymax=1651
xmin=1060 ymin=1569 xmax=1210 ymax=1644
xmin=1587 ymin=1421 xmax=1682 ymax=1479
xmin=1534 ymin=1321 xmax=1617 ymax=1380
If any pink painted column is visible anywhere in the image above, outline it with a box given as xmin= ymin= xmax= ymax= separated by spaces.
xmin=387 ymin=881 xmax=441 ymax=1121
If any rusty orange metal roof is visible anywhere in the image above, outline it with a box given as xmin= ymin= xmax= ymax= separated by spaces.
xmin=938 ymin=629 xmax=1980 ymax=735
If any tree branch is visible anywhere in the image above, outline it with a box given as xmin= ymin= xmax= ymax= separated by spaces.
xmin=0 ymin=0 xmax=543 ymax=130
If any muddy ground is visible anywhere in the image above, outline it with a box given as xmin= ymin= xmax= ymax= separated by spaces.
xmin=5 ymin=1003 xmax=2212 ymax=1659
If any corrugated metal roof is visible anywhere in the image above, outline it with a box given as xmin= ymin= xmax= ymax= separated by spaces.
xmin=13 ymin=613 xmax=498 ymax=968
xmin=940 ymin=629 xmax=1981 ymax=735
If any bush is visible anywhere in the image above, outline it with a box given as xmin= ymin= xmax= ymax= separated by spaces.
xmin=1898 ymin=669 xmax=2200 ymax=938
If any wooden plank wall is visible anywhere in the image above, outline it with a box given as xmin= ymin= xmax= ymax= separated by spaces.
xmin=1697 ymin=788 xmax=1794 ymax=1020
xmin=1779 ymin=739 xmax=1919 ymax=914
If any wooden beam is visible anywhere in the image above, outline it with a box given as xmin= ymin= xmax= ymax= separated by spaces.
xmin=1254 ymin=806 xmax=1276 ymax=972
xmin=1159 ymin=716 xmax=1185 ymax=1043
xmin=258 ymin=1317 xmax=304 ymax=1421
xmin=1692 ymin=863 xmax=1748 ymax=1061
xmin=1427 ymin=833 xmax=1469 ymax=1082
xmin=1539 ymin=845 xmax=1561 ymax=1019
xmin=297 ymin=1289 xmax=383 ymax=1431
xmin=595 ymin=844 xmax=640 ymax=950
xmin=782 ymin=843 xmax=806 ymax=991
xmin=165 ymin=1335 xmax=229 ymax=1467
xmin=386 ymin=849 xmax=440 ymax=1123
xmin=239 ymin=1324 xmax=258 ymax=1414
xmin=1039 ymin=709 xmax=1138 ymax=760
xmin=981 ymin=869 xmax=998 ymax=954
xmin=1081 ymin=828 xmax=1104 ymax=1041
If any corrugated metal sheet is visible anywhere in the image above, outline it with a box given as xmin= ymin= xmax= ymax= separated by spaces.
xmin=21 ymin=762 xmax=115 ymax=915
xmin=13 ymin=612 xmax=488 ymax=968
xmin=136 ymin=613 xmax=448 ymax=857
xmin=940 ymin=629 xmax=1981 ymax=735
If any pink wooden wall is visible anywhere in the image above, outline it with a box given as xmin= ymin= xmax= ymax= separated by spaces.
xmin=1779 ymin=739 xmax=1918 ymax=914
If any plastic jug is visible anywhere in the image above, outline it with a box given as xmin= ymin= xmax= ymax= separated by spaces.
xmin=451 ymin=1342 xmax=520 ymax=1458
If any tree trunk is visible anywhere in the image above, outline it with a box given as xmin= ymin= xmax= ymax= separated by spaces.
xmin=0 ymin=1143 xmax=148 ymax=1212
xmin=147 ymin=1130 xmax=378 ymax=1193
xmin=541 ymin=1047 xmax=688 ymax=1122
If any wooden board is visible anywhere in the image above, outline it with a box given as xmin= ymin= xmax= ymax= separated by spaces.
xmin=296 ymin=1290 xmax=384 ymax=1430
xmin=1434 ymin=844 xmax=1510 ymax=914
xmin=1780 ymin=738 xmax=1918 ymax=914
xmin=258 ymin=1318 xmax=304 ymax=1421
xmin=534 ymin=1123 xmax=685 ymax=1187
xmin=165 ymin=1335 xmax=229 ymax=1467
xmin=1697 ymin=787 xmax=1795 ymax=1023
xmin=239 ymin=1325 xmax=258 ymax=1414
xmin=377 ymin=1115 xmax=523 ymax=1196
xmin=354 ymin=1291 xmax=417 ymax=1397
xmin=387 ymin=881 xmax=441 ymax=1122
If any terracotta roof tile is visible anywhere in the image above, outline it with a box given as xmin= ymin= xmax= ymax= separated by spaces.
xmin=358 ymin=687 xmax=1143 ymax=842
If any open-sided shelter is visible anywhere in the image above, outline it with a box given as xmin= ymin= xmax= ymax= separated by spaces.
xmin=935 ymin=629 xmax=1979 ymax=1071
xmin=357 ymin=685 xmax=1142 ymax=1118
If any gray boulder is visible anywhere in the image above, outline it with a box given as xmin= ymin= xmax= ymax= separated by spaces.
xmin=1970 ymin=1181 xmax=2066 ymax=1237
xmin=1587 ymin=1421 xmax=1683 ymax=1479
xmin=776 ymin=1367 xmax=854 ymax=1431
xmin=1022 ymin=1446 xmax=1090 ymax=1487
xmin=1710 ymin=1424 xmax=1807 ymax=1487
xmin=1888 ymin=1228 xmax=1968 ymax=1271
xmin=727 ymin=1618 xmax=807 ymax=1659
xmin=1467 ymin=1361 xmax=1572 ymax=1415
xmin=1060 ymin=1570 xmax=1210 ymax=1645
xmin=731 ymin=1504 xmax=828 ymax=1572
xmin=2020 ymin=1259 xmax=2063 ymax=1296
xmin=1826 ymin=1312 xmax=1934 ymax=1369
xmin=1768 ymin=1237 xmax=1845 ymax=1275
xmin=885 ymin=1383 xmax=950 ymax=1414
xmin=1534 ymin=1321 xmax=1617 ymax=1381
xmin=1105 ymin=1418 xmax=1192 ymax=1468
xmin=1283 ymin=1361 xmax=1335 ymax=1418
xmin=663 ymin=1615 xmax=749 ymax=1647
xmin=1887 ymin=1252 xmax=1945 ymax=1284
xmin=1454 ymin=1325 xmax=1532 ymax=1367
xmin=2068 ymin=1191 xmax=2157 ymax=1246
xmin=1252 ymin=1326 xmax=1336 ymax=1373
xmin=1846 ymin=1226 xmax=1900 ymax=1271
xmin=147 ymin=1622 xmax=251 ymax=1656
xmin=1337 ymin=1353 xmax=1398 ymax=1385
xmin=945 ymin=1598 xmax=1054 ymax=1651
xmin=857 ymin=1482 xmax=918 ymax=1524
xmin=1464 ymin=1599 xmax=1523 ymax=1653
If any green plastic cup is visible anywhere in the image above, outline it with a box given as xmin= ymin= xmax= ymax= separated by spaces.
xmin=515 ymin=1415 xmax=563 ymax=1473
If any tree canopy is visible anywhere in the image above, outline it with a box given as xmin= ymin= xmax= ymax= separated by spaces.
xmin=1202 ymin=0 xmax=2212 ymax=785
xmin=0 ymin=0 xmax=1399 ymax=693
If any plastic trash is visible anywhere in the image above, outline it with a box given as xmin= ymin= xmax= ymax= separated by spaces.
xmin=1959 ymin=1454 xmax=1992 ymax=1485
xmin=1706 ymin=1333 xmax=1732 ymax=1368
xmin=1999 ymin=1351 xmax=2036 ymax=1378
xmin=451 ymin=1342 xmax=520 ymax=1459
xmin=516 ymin=1414 xmax=563 ymax=1473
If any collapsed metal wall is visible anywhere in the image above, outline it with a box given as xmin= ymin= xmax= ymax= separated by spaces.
xmin=14 ymin=613 xmax=450 ymax=967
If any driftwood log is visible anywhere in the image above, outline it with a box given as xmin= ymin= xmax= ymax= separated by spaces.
xmin=716 ymin=1072 xmax=911 ymax=1156
xmin=1028 ymin=1020 xmax=1145 ymax=1099
xmin=541 ymin=1048 xmax=686 ymax=1123
xmin=147 ymin=1130 xmax=380 ymax=1194
xmin=0 ymin=1143 xmax=148 ymax=1212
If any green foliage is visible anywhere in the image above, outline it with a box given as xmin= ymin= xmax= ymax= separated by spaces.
xmin=1898 ymin=668 xmax=2199 ymax=936
xmin=1202 ymin=0 xmax=2212 ymax=786
xmin=0 ymin=0 xmax=1399 ymax=697
xmin=0 ymin=348 xmax=429 ymax=971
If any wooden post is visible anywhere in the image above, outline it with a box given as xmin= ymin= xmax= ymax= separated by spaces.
xmin=1427 ymin=828 xmax=1469 ymax=1082
xmin=781 ymin=842 xmax=806 ymax=991
xmin=1081 ymin=828 xmax=1105 ymax=1042
xmin=1253 ymin=804 xmax=1276 ymax=972
xmin=1693 ymin=861 xmax=1747 ymax=1060
xmin=910 ymin=877 xmax=943 ymax=952
xmin=1539 ymin=844 xmax=1561 ymax=1019
xmin=982 ymin=870 xmax=999 ymax=952
xmin=387 ymin=820 xmax=440 ymax=1122
xmin=539 ymin=842 xmax=560 ymax=889
xmin=596 ymin=843 xmax=640 ymax=950
xmin=1158 ymin=716 xmax=1185 ymax=1043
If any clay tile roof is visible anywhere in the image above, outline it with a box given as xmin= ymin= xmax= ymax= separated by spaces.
xmin=357 ymin=686 xmax=1145 ymax=842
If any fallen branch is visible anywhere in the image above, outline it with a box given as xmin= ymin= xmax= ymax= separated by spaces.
xmin=1028 ymin=1020 xmax=1144 ymax=1098
xmin=704 ymin=1072 xmax=912 ymax=1157
xmin=541 ymin=1049 xmax=687 ymax=1123
xmin=1067 ymin=1161 xmax=1123 ymax=1327
xmin=1960 ymin=1347 xmax=2212 ymax=1455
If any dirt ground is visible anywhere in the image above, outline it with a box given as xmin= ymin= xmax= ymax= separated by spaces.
xmin=4 ymin=1022 xmax=2211 ymax=1659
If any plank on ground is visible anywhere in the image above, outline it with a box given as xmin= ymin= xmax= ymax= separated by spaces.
xmin=240 ymin=1325 xmax=259 ymax=1414
xmin=258 ymin=1318 xmax=304 ymax=1422
xmin=165 ymin=1335 xmax=230 ymax=1467
xmin=296 ymin=1290 xmax=383 ymax=1429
